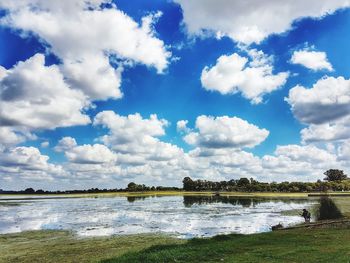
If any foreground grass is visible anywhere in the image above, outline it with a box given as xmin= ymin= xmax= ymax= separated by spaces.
xmin=0 ymin=231 xmax=184 ymax=263
xmin=105 ymin=228 xmax=350 ymax=263
xmin=1 ymin=228 xmax=350 ymax=263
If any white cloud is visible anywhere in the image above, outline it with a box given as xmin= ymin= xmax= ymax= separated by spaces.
xmin=201 ymin=50 xmax=288 ymax=104
xmin=0 ymin=0 xmax=170 ymax=100
xmin=262 ymin=144 xmax=338 ymax=181
xmin=274 ymin=144 xmax=336 ymax=163
xmin=291 ymin=49 xmax=333 ymax=71
xmin=0 ymin=54 xmax=90 ymax=130
xmin=174 ymin=0 xmax=350 ymax=45
xmin=301 ymin=117 xmax=350 ymax=143
xmin=176 ymin=120 xmax=190 ymax=133
xmin=55 ymin=137 xmax=78 ymax=152
xmin=93 ymin=111 xmax=167 ymax=149
xmin=183 ymin=115 xmax=269 ymax=149
xmin=286 ymin=76 xmax=350 ymax=125
xmin=0 ymin=127 xmax=26 ymax=146
xmin=286 ymin=76 xmax=350 ymax=143
xmin=93 ymin=111 xmax=183 ymax=162
xmin=62 ymin=141 xmax=118 ymax=165
xmin=0 ymin=146 xmax=65 ymax=180
xmin=338 ymin=140 xmax=350 ymax=161
xmin=61 ymin=54 xmax=123 ymax=100
xmin=54 ymin=137 xmax=121 ymax=179
xmin=40 ymin=141 xmax=49 ymax=148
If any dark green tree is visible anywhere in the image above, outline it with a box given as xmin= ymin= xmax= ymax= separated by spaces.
xmin=183 ymin=177 xmax=194 ymax=191
xmin=127 ymin=182 xmax=137 ymax=191
xmin=323 ymin=169 xmax=348 ymax=182
xmin=24 ymin=187 xmax=35 ymax=194
xmin=237 ymin=178 xmax=250 ymax=187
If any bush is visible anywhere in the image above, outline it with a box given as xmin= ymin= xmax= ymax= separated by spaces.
xmin=317 ymin=196 xmax=343 ymax=220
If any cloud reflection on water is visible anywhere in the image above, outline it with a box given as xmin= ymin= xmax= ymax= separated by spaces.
xmin=0 ymin=195 xmax=316 ymax=238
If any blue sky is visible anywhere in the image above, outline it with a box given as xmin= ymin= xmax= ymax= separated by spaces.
xmin=0 ymin=0 xmax=350 ymax=190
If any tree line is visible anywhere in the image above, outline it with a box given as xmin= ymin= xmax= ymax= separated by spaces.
xmin=183 ymin=169 xmax=349 ymax=192
xmin=0 ymin=183 xmax=180 ymax=195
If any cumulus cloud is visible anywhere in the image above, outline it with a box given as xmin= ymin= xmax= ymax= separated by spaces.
xmin=93 ymin=111 xmax=183 ymax=163
xmin=291 ymin=49 xmax=333 ymax=71
xmin=40 ymin=141 xmax=49 ymax=148
xmin=201 ymin=50 xmax=288 ymax=104
xmin=176 ymin=120 xmax=190 ymax=133
xmin=274 ymin=144 xmax=336 ymax=163
xmin=182 ymin=115 xmax=269 ymax=149
xmin=286 ymin=76 xmax=350 ymax=125
xmin=0 ymin=54 xmax=90 ymax=130
xmin=189 ymin=147 xmax=262 ymax=173
xmin=0 ymin=127 xmax=26 ymax=146
xmin=0 ymin=0 xmax=170 ymax=100
xmin=174 ymin=0 xmax=350 ymax=44
xmin=0 ymin=146 xmax=65 ymax=180
xmin=262 ymin=144 xmax=338 ymax=181
xmin=55 ymin=137 xmax=78 ymax=152
xmin=56 ymin=137 xmax=117 ymax=164
xmin=286 ymin=76 xmax=350 ymax=143
xmin=44 ymin=111 xmax=187 ymax=182
xmin=53 ymin=136 xmax=122 ymax=180
xmin=301 ymin=117 xmax=350 ymax=143
xmin=338 ymin=140 xmax=350 ymax=161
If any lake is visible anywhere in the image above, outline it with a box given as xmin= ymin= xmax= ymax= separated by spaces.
xmin=0 ymin=195 xmax=317 ymax=238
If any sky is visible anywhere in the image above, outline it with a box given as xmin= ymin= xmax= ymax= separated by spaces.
xmin=1 ymin=0 xmax=350 ymax=190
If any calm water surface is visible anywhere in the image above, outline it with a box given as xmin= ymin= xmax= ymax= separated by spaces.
xmin=0 ymin=195 xmax=317 ymax=238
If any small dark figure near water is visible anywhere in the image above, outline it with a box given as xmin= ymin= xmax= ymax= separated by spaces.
xmin=301 ymin=209 xmax=311 ymax=223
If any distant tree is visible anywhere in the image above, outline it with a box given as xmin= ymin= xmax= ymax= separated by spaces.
xmin=237 ymin=178 xmax=250 ymax=187
xmin=323 ymin=169 xmax=348 ymax=182
xmin=183 ymin=177 xmax=194 ymax=191
xmin=24 ymin=188 xmax=35 ymax=194
xmin=127 ymin=182 xmax=137 ymax=191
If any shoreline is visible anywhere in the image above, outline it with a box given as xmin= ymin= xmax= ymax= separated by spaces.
xmin=0 ymin=191 xmax=340 ymax=199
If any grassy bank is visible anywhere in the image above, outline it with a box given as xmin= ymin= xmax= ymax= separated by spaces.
xmin=0 ymin=231 xmax=184 ymax=263
xmin=1 ymin=227 xmax=350 ymax=263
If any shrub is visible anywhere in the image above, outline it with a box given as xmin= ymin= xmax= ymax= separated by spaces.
xmin=317 ymin=196 xmax=343 ymax=220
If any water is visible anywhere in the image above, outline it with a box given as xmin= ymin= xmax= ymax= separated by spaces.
xmin=0 ymin=195 xmax=317 ymax=238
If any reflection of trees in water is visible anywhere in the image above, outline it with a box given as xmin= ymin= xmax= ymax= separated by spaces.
xmin=127 ymin=196 xmax=149 ymax=202
xmin=183 ymin=196 xmax=255 ymax=207
xmin=183 ymin=195 xmax=312 ymax=208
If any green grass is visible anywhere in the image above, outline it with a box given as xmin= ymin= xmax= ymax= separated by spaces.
xmin=1 ymin=228 xmax=350 ymax=263
xmin=104 ymin=228 xmax=350 ymax=263
xmin=0 ymin=231 xmax=184 ymax=263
